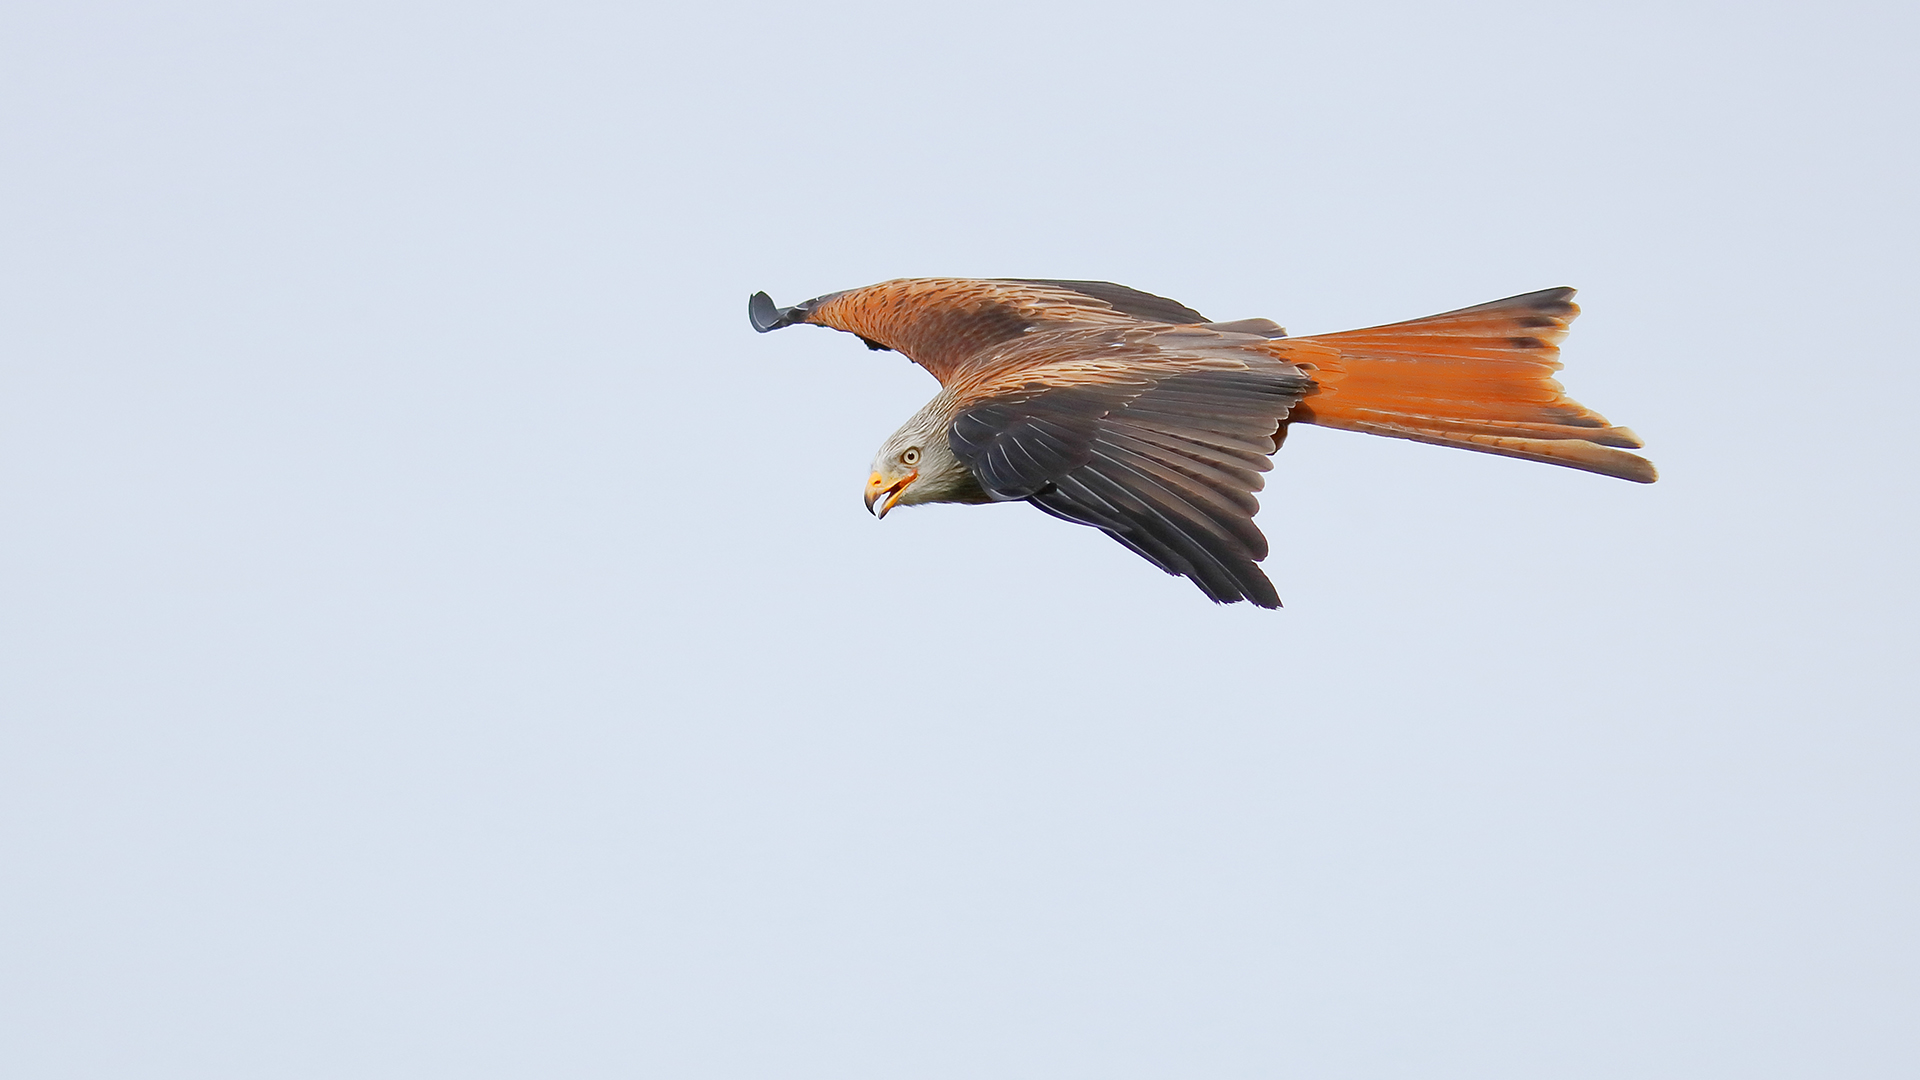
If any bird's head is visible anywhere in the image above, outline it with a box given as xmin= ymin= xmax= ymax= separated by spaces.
xmin=865 ymin=408 xmax=977 ymax=518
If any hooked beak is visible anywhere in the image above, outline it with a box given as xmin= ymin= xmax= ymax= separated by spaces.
xmin=865 ymin=471 xmax=917 ymax=519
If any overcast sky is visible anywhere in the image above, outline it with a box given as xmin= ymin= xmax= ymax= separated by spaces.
xmin=2 ymin=1 xmax=1915 ymax=1077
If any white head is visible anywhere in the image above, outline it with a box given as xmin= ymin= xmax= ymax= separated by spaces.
xmin=864 ymin=399 xmax=985 ymax=517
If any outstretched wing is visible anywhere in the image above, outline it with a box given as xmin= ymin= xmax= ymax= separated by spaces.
xmin=947 ymin=353 xmax=1312 ymax=608
xmin=749 ymin=278 xmax=1213 ymax=383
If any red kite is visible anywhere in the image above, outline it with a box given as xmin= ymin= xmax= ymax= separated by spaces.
xmin=749 ymin=278 xmax=1654 ymax=608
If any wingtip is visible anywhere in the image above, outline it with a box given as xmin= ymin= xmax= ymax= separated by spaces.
xmin=748 ymin=291 xmax=785 ymax=333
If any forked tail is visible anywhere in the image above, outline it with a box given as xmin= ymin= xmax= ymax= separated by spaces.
xmin=1280 ymin=288 xmax=1657 ymax=482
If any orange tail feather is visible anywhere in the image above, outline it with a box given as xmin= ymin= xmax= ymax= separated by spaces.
xmin=1275 ymin=287 xmax=1656 ymax=483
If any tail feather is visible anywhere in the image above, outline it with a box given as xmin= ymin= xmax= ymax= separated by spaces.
xmin=1278 ymin=288 xmax=1657 ymax=483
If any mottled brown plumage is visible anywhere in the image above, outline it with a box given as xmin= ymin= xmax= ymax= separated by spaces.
xmin=749 ymin=278 xmax=1655 ymax=608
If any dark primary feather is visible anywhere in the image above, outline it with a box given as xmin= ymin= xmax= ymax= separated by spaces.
xmin=948 ymin=368 xmax=1312 ymax=608
xmin=948 ymin=383 xmax=1141 ymax=498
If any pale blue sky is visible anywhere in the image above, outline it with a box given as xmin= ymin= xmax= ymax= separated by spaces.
xmin=2 ymin=1 xmax=1915 ymax=1076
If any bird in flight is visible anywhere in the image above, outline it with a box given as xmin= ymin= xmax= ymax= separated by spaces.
xmin=749 ymin=278 xmax=1654 ymax=608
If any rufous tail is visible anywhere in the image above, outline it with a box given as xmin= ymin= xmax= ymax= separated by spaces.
xmin=1277 ymin=288 xmax=1656 ymax=483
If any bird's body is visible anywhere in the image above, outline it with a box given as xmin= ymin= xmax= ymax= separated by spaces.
xmin=750 ymin=278 xmax=1654 ymax=608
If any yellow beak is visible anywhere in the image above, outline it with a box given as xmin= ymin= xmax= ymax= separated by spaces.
xmin=864 ymin=470 xmax=916 ymax=519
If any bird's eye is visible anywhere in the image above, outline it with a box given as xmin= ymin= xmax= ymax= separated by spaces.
xmin=902 ymin=447 xmax=921 ymax=466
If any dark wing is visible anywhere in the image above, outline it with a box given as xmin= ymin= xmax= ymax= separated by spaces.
xmin=948 ymin=367 xmax=1312 ymax=608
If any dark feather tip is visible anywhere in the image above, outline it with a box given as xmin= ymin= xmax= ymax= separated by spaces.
xmin=748 ymin=291 xmax=790 ymax=333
